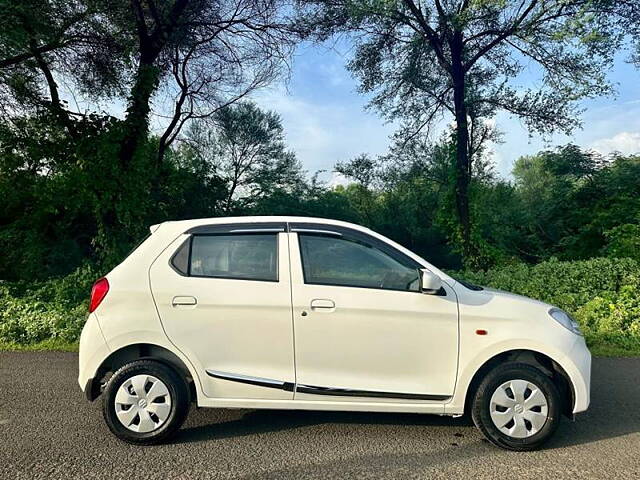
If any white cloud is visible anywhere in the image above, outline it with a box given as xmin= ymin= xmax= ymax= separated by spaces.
xmin=254 ymin=87 xmax=395 ymax=174
xmin=327 ymin=171 xmax=350 ymax=187
xmin=590 ymin=131 xmax=640 ymax=155
xmin=486 ymin=148 xmax=510 ymax=178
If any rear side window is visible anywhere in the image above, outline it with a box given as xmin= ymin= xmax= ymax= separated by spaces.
xmin=171 ymin=238 xmax=190 ymax=275
xmin=187 ymin=234 xmax=278 ymax=281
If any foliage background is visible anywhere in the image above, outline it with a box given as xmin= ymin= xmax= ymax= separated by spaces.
xmin=1 ymin=103 xmax=639 ymax=356
xmin=1 ymin=0 xmax=639 ymax=354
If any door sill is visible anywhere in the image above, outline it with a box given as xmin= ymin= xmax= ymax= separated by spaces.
xmin=197 ymin=396 xmax=448 ymax=414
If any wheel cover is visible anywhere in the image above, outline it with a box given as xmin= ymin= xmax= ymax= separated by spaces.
xmin=114 ymin=374 xmax=172 ymax=433
xmin=489 ymin=379 xmax=549 ymax=439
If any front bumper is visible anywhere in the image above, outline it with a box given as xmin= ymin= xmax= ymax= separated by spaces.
xmin=83 ymin=376 xmax=102 ymax=401
xmin=566 ymin=336 xmax=592 ymax=413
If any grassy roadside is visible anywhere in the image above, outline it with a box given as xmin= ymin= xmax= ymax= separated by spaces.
xmin=0 ymin=339 xmax=79 ymax=352
xmin=587 ymin=338 xmax=640 ymax=357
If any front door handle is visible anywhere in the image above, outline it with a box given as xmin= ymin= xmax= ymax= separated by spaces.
xmin=172 ymin=296 xmax=197 ymax=307
xmin=310 ymin=299 xmax=335 ymax=311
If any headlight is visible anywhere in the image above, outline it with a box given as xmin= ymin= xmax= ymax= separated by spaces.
xmin=549 ymin=308 xmax=582 ymax=336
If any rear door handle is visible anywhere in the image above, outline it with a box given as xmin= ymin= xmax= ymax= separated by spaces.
xmin=172 ymin=296 xmax=197 ymax=307
xmin=310 ymin=299 xmax=335 ymax=311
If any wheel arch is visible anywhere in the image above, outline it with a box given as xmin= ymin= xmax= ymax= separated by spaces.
xmin=463 ymin=349 xmax=575 ymax=418
xmin=87 ymin=343 xmax=197 ymax=402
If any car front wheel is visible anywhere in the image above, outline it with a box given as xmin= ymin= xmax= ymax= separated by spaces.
xmin=102 ymin=360 xmax=190 ymax=445
xmin=471 ymin=362 xmax=562 ymax=451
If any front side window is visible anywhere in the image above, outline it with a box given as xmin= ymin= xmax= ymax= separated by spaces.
xmin=298 ymin=234 xmax=420 ymax=291
xmin=189 ymin=234 xmax=278 ymax=281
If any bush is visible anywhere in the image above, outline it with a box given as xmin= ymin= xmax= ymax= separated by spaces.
xmin=603 ymin=224 xmax=640 ymax=261
xmin=2 ymin=258 xmax=639 ymax=355
xmin=0 ymin=265 xmax=98 ymax=345
xmin=458 ymin=257 xmax=640 ymax=355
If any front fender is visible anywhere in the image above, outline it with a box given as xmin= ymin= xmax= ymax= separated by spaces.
xmin=445 ymin=336 xmax=590 ymax=415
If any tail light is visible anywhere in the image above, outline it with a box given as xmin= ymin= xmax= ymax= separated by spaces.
xmin=89 ymin=277 xmax=109 ymax=313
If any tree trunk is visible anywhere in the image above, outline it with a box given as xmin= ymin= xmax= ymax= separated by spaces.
xmin=157 ymin=84 xmax=188 ymax=166
xmin=118 ymin=60 xmax=160 ymax=169
xmin=450 ymin=36 xmax=472 ymax=260
xmin=119 ymin=0 xmax=191 ymax=169
xmin=30 ymin=42 xmax=77 ymax=138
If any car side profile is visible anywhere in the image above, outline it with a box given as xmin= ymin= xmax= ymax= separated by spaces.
xmin=78 ymin=216 xmax=591 ymax=451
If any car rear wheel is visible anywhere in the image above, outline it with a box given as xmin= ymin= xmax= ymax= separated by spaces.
xmin=471 ymin=362 xmax=562 ymax=451
xmin=102 ymin=360 xmax=190 ymax=445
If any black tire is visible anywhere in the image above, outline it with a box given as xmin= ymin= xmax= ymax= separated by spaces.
xmin=102 ymin=360 xmax=190 ymax=445
xmin=471 ymin=362 xmax=561 ymax=451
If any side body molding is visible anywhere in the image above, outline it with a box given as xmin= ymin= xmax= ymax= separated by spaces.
xmin=206 ymin=370 xmax=451 ymax=401
xmin=206 ymin=370 xmax=295 ymax=392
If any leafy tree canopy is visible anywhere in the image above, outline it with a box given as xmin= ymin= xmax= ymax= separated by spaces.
xmin=295 ymin=0 xmax=626 ymax=260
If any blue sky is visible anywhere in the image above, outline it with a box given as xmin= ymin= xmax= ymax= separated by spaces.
xmin=254 ymin=41 xmax=640 ymax=181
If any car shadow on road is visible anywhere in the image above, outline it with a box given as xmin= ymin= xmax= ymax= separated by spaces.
xmin=176 ymin=408 xmax=476 ymax=445
xmin=176 ymin=358 xmax=640 ymax=449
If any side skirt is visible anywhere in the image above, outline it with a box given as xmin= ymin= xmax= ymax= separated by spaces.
xmin=196 ymin=396 xmax=449 ymax=414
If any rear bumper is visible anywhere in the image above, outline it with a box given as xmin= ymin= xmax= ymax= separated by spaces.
xmin=78 ymin=313 xmax=110 ymax=400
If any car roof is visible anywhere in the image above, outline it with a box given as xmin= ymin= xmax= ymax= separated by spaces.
xmin=151 ymin=216 xmax=376 ymax=234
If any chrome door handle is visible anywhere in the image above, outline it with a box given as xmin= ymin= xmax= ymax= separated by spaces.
xmin=172 ymin=296 xmax=197 ymax=307
xmin=310 ymin=299 xmax=335 ymax=311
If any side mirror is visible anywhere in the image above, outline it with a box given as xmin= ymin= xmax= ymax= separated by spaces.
xmin=420 ymin=269 xmax=442 ymax=294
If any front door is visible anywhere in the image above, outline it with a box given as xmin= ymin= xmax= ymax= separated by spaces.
xmin=150 ymin=223 xmax=295 ymax=400
xmin=288 ymin=224 xmax=459 ymax=402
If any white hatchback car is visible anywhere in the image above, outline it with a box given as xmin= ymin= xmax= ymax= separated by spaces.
xmin=79 ymin=216 xmax=590 ymax=450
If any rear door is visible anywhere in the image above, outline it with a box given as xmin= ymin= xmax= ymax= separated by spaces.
xmin=150 ymin=222 xmax=295 ymax=400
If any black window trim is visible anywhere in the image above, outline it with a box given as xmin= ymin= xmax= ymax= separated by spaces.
xmin=292 ymin=227 xmax=342 ymax=237
xmin=170 ymin=227 xmax=281 ymax=283
xmin=292 ymin=223 xmax=424 ymax=293
xmin=186 ymin=222 xmax=287 ymax=235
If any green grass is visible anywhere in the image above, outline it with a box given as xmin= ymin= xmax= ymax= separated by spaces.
xmin=589 ymin=345 xmax=639 ymax=357
xmin=0 ymin=338 xmax=79 ymax=352
xmin=586 ymin=334 xmax=640 ymax=357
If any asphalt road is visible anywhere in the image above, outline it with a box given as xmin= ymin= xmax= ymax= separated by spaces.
xmin=1 ymin=353 xmax=639 ymax=479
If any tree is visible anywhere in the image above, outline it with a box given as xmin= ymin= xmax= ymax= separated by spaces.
xmin=0 ymin=0 xmax=127 ymax=133
xmin=1 ymin=0 xmax=296 ymax=168
xmin=610 ymin=1 xmax=640 ymax=65
xmin=178 ymin=102 xmax=304 ymax=212
xmin=1 ymin=0 xmax=297 ymax=259
xmin=512 ymin=145 xmax=640 ymax=261
xmin=335 ymin=132 xmax=467 ymax=268
xmin=107 ymin=0 xmax=296 ymax=169
xmin=296 ymin=0 xmax=621 ymax=261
